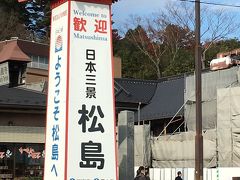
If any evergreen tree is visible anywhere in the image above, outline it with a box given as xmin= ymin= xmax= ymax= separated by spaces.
xmin=25 ymin=0 xmax=50 ymax=42
xmin=115 ymin=29 xmax=157 ymax=79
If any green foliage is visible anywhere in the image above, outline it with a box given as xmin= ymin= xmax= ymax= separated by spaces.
xmin=161 ymin=24 xmax=195 ymax=76
xmin=116 ymin=37 xmax=240 ymax=79
xmin=114 ymin=37 xmax=157 ymax=79
xmin=163 ymin=49 xmax=194 ymax=77
xmin=112 ymin=29 xmax=122 ymax=55
xmin=114 ymin=24 xmax=196 ymax=79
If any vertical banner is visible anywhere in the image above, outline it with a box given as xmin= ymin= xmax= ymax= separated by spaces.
xmin=0 ymin=62 xmax=9 ymax=86
xmin=67 ymin=1 xmax=117 ymax=180
xmin=45 ymin=1 xmax=117 ymax=180
xmin=44 ymin=2 xmax=68 ymax=179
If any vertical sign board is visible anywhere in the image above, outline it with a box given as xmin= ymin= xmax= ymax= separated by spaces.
xmin=45 ymin=1 xmax=118 ymax=180
xmin=0 ymin=62 xmax=9 ymax=86
xmin=68 ymin=1 xmax=117 ymax=180
xmin=44 ymin=2 xmax=68 ymax=179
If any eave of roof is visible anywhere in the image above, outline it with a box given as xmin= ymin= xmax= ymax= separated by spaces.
xmin=0 ymin=40 xmax=31 ymax=63
xmin=0 ymin=38 xmax=49 ymax=58
xmin=115 ymin=78 xmax=158 ymax=104
xmin=16 ymin=39 xmax=49 ymax=57
xmin=0 ymin=85 xmax=46 ymax=108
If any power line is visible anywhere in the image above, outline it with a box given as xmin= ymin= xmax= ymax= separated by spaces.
xmin=179 ymin=0 xmax=240 ymax=8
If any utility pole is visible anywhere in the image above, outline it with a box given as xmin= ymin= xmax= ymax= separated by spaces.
xmin=195 ymin=0 xmax=203 ymax=180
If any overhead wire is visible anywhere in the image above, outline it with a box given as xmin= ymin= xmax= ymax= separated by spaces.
xmin=178 ymin=0 xmax=240 ymax=8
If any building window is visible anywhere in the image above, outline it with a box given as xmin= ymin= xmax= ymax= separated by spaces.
xmin=28 ymin=55 xmax=48 ymax=70
xmin=0 ymin=143 xmax=44 ymax=179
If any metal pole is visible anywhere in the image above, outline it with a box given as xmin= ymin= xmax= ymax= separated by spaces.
xmin=195 ymin=0 xmax=203 ymax=180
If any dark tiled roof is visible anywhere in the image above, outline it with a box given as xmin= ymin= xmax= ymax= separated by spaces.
xmin=0 ymin=85 xmax=46 ymax=108
xmin=138 ymin=76 xmax=184 ymax=121
xmin=0 ymin=78 xmax=156 ymax=109
xmin=115 ymin=78 xmax=157 ymax=104
xmin=0 ymin=76 xmax=184 ymax=120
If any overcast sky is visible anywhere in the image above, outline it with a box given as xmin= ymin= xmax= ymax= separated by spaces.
xmin=112 ymin=0 xmax=240 ymax=30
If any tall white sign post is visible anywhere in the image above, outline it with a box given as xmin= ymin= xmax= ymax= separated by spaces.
xmin=44 ymin=0 xmax=118 ymax=179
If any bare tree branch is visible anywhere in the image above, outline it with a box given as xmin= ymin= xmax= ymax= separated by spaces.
xmin=121 ymin=2 xmax=240 ymax=77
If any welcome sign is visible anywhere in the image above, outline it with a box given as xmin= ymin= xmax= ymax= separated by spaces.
xmin=44 ymin=1 xmax=118 ymax=180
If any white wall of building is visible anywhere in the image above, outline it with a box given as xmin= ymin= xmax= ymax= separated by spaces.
xmin=135 ymin=167 xmax=240 ymax=180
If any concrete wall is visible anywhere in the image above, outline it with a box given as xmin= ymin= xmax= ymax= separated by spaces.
xmin=26 ymin=67 xmax=48 ymax=83
xmin=0 ymin=126 xmax=45 ymax=143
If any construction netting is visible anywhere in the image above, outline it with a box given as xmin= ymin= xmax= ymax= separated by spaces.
xmin=150 ymin=86 xmax=240 ymax=168
xmin=184 ymin=67 xmax=239 ymax=131
xmin=217 ymin=87 xmax=240 ymax=167
xmin=133 ymin=68 xmax=240 ymax=168
xmin=134 ymin=124 xmax=151 ymax=167
xmin=151 ymin=130 xmax=216 ymax=168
